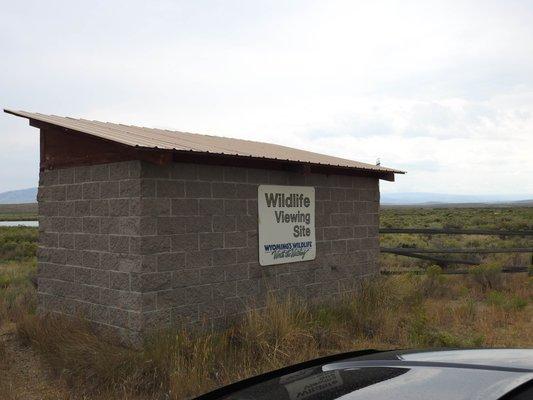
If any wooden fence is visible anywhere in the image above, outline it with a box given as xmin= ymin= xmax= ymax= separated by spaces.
xmin=379 ymin=228 xmax=532 ymax=271
xmin=379 ymin=228 xmax=533 ymax=236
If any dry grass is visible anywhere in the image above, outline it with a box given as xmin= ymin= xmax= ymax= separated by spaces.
xmin=3 ymin=265 xmax=531 ymax=399
xmin=0 ymin=221 xmax=531 ymax=399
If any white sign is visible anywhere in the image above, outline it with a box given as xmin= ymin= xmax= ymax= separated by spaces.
xmin=258 ymin=185 xmax=316 ymax=266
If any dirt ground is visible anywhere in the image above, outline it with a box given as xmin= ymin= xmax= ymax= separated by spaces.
xmin=0 ymin=322 xmax=68 ymax=400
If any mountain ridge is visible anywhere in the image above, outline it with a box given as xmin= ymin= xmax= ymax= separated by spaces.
xmin=0 ymin=187 xmax=531 ymax=206
xmin=380 ymin=192 xmax=533 ymax=205
xmin=0 ymin=188 xmax=37 ymax=204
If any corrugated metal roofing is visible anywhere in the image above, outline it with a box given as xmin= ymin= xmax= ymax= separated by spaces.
xmin=4 ymin=109 xmax=404 ymax=174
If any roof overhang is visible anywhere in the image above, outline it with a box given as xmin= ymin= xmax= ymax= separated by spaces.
xmin=5 ymin=108 xmax=405 ymax=182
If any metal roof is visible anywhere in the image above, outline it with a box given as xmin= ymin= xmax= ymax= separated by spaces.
xmin=4 ymin=109 xmax=404 ymax=175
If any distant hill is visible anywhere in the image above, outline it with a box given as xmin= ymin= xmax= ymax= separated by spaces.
xmin=381 ymin=192 xmax=533 ymax=205
xmin=0 ymin=187 xmax=531 ymax=207
xmin=0 ymin=188 xmax=37 ymax=204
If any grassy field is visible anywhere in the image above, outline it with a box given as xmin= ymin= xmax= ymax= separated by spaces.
xmin=380 ymin=207 xmax=532 ymax=271
xmin=0 ymin=206 xmax=531 ymax=399
xmin=0 ymin=203 xmax=38 ymax=222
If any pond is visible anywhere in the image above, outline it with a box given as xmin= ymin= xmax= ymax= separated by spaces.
xmin=0 ymin=220 xmax=39 ymax=227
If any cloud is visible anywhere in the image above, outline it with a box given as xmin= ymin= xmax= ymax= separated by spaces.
xmin=0 ymin=0 xmax=532 ymax=195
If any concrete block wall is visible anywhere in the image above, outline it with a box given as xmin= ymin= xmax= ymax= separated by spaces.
xmin=38 ymin=160 xmax=380 ymax=341
xmin=37 ymin=161 xmax=148 ymax=342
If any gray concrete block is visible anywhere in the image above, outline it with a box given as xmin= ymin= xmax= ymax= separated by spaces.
xmin=235 ymin=215 xmax=255 ymax=231
xmin=170 ymin=163 xmax=197 ymax=180
xmin=38 ymin=161 xmax=381 ymax=340
xmin=91 ymin=164 xmax=110 ymax=181
xmin=171 ymin=199 xmax=198 ymax=215
xmin=157 ymin=217 xmax=186 ymax=235
xmin=171 ymin=233 xmax=199 ymax=252
xmin=109 ymin=307 xmax=129 ymax=329
xmin=212 ymin=281 xmax=237 ymax=300
xmin=66 ymin=184 xmax=83 ymax=200
xmin=118 ymin=255 xmax=142 ymax=273
xmin=185 ymin=251 xmax=212 ymax=268
xmin=74 ymin=234 xmax=92 ymax=250
xmin=132 ymin=272 xmax=172 ymax=292
xmin=198 ymin=199 xmax=223 ymax=215
xmin=82 ymin=182 xmax=100 ymax=199
xmin=212 ymin=249 xmax=236 ymax=265
xmin=58 ymin=233 xmax=75 ymax=249
xmin=109 ymin=199 xmax=130 ymax=216
xmin=224 ymin=199 xmax=247 ymax=215
xmin=142 ymin=163 xmax=171 ymax=179
xmin=83 ymin=217 xmax=100 ymax=234
xmin=40 ymin=232 xmax=58 ymax=247
xmin=223 ymin=167 xmax=247 ymax=183
xmin=109 ymin=235 xmax=130 ymax=253
xmin=171 ymin=269 xmax=200 ymax=288
xmin=156 ymin=180 xmax=185 ymax=198
xmin=185 ymin=181 xmax=211 ymax=198
xmin=267 ymin=170 xmax=287 ymax=185
xmin=224 ymin=263 xmax=249 ymax=280
xmin=212 ymin=182 xmax=236 ymax=198
xmin=119 ymin=217 xmax=141 ymax=236
xmin=90 ymin=235 xmax=109 ymax=252
xmin=138 ymin=217 xmax=156 ymax=236
xmin=91 ymin=269 xmax=110 ymax=288
xmin=185 ymin=216 xmax=212 ymax=233
xmin=110 ymin=271 xmax=130 ymax=290
xmin=75 ymin=200 xmax=91 ymax=217
xmin=185 ymin=285 xmax=212 ymax=304
xmin=100 ymin=217 xmax=120 ymax=234
xmin=224 ymin=231 xmax=247 ymax=248
xmin=157 ymin=252 xmax=186 ymax=271
xmin=199 ymin=233 xmax=223 ymax=250
xmin=246 ymin=169 xmax=269 ymax=184
xmin=119 ymin=180 xmax=141 ymax=198
xmin=199 ymin=267 xmax=225 ymax=284
xmin=198 ymin=164 xmax=224 ymax=181
xmin=109 ymin=162 xmax=131 ymax=180
xmin=40 ymin=170 xmax=59 ymax=186
xmin=141 ymin=198 xmax=172 ymax=216
xmin=213 ymin=216 xmax=235 ymax=232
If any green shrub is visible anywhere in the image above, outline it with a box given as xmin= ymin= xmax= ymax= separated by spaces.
xmin=421 ymin=265 xmax=447 ymax=296
xmin=486 ymin=290 xmax=527 ymax=311
xmin=470 ymin=335 xmax=485 ymax=347
xmin=469 ymin=262 xmax=503 ymax=291
xmin=0 ymin=260 xmax=37 ymax=324
xmin=427 ymin=264 xmax=443 ymax=277
xmin=408 ymin=309 xmax=464 ymax=348
xmin=0 ymin=274 xmax=10 ymax=289
xmin=508 ymin=296 xmax=527 ymax=311
xmin=457 ymin=298 xmax=477 ymax=322
xmin=0 ymin=227 xmax=38 ymax=261
xmin=486 ymin=290 xmax=506 ymax=306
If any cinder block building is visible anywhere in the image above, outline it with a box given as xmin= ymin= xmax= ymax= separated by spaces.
xmin=6 ymin=109 xmax=403 ymax=342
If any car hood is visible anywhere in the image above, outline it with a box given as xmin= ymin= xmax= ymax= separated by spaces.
xmin=200 ymin=349 xmax=533 ymax=400
xmin=391 ymin=348 xmax=533 ymax=369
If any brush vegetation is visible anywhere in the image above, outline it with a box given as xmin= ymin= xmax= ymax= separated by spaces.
xmin=0 ymin=207 xmax=532 ymax=399
xmin=380 ymin=207 xmax=532 ymax=271
xmin=0 ymin=226 xmax=38 ymax=261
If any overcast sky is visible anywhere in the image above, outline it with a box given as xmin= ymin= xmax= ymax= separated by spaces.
xmin=1 ymin=0 xmax=532 ymax=196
